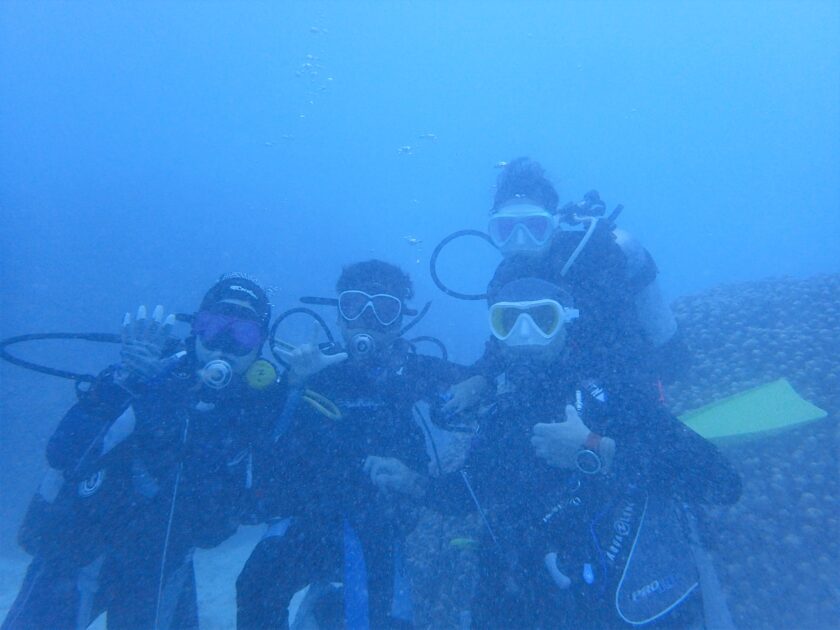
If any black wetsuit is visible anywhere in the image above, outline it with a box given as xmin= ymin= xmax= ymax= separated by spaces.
xmin=3 ymin=355 xmax=279 ymax=630
xmin=427 ymin=361 xmax=741 ymax=629
xmin=237 ymin=350 xmax=464 ymax=629
xmin=478 ymin=221 xmax=690 ymax=389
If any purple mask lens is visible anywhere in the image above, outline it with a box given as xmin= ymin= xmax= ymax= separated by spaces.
xmin=194 ymin=311 xmax=263 ymax=355
xmin=194 ymin=311 xmax=229 ymax=340
xmin=229 ymin=319 xmax=264 ymax=348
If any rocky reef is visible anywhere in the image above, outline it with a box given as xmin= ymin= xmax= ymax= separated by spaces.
xmin=408 ymin=273 xmax=839 ymax=629
xmin=668 ymin=273 xmax=839 ymax=629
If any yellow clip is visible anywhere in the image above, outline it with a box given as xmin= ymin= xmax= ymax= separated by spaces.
xmin=245 ymin=359 xmax=277 ymax=390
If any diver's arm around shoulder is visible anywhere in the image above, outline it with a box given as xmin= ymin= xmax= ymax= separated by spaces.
xmin=667 ymin=419 xmax=742 ymax=506
xmin=615 ymin=405 xmax=742 ymax=506
xmin=405 ymin=352 xmax=460 ymax=387
xmin=441 ymin=339 xmax=501 ymax=414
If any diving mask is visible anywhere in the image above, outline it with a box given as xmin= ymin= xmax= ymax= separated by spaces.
xmin=488 ymin=205 xmax=557 ymax=253
xmin=194 ymin=307 xmax=264 ymax=356
xmin=489 ymin=299 xmax=578 ymax=347
xmin=338 ymin=290 xmax=403 ymax=327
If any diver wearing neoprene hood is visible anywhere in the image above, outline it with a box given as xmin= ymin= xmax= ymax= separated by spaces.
xmin=433 ymin=158 xmax=690 ymax=412
xmin=3 ymin=275 xmax=281 ymax=630
xmin=384 ymin=277 xmax=741 ymax=629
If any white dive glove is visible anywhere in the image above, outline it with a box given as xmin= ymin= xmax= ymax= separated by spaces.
xmin=115 ymin=304 xmax=176 ymax=390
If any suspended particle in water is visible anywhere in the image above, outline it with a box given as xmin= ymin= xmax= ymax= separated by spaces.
xmin=398 ymin=145 xmax=413 ymax=155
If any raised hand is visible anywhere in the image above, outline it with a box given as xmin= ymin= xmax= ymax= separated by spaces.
xmin=274 ymin=322 xmax=347 ymax=384
xmin=531 ymin=405 xmax=591 ymax=469
xmin=363 ymin=456 xmax=426 ymax=499
xmin=117 ymin=304 xmax=176 ymax=386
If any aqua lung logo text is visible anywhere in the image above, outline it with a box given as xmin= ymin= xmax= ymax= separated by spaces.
xmin=631 ymin=576 xmax=676 ymax=602
xmin=606 ymin=499 xmax=635 ymax=563
xmin=614 ymin=517 xmax=631 ymax=537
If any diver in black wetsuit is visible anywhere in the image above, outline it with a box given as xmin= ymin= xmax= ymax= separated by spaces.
xmin=3 ymin=275 xmax=280 ymax=630
xmin=237 ymin=260 xmax=464 ymax=630
xmin=377 ymin=277 xmax=741 ymax=629
xmin=443 ymin=158 xmax=690 ymax=413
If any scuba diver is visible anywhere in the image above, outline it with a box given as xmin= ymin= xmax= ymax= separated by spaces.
xmin=434 ymin=157 xmax=690 ymax=412
xmin=374 ymin=277 xmax=742 ymax=629
xmin=2 ymin=274 xmax=282 ymax=630
xmin=236 ymin=259 xmax=465 ymax=629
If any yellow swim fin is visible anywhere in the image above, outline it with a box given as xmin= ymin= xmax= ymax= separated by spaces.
xmin=679 ymin=378 xmax=827 ymax=441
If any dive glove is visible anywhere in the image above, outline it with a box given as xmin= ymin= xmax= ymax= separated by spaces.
xmin=115 ymin=304 xmax=176 ymax=393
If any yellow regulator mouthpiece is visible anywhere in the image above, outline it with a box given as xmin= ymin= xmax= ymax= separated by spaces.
xmin=246 ymin=359 xmax=277 ymax=390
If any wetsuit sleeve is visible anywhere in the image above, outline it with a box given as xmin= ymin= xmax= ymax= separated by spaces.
xmin=182 ymin=444 xmax=248 ymax=548
xmin=409 ymin=355 xmax=472 ymax=400
xmin=466 ymin=338 xmax=507 ymax=382
xmin=247 ymin=386 xmax=314 ymax=520
xmin=46 ymin=367 xmax=134 ymax=474
xmin=605 ymin=397 xmax=741 ymax=506
xmin=654 ymin=418 xmax=742 ymax=505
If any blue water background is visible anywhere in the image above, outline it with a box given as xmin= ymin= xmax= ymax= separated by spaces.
xmin=1 ymin=0 xmax=838 ymax=557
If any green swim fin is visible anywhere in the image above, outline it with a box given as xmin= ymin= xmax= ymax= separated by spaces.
xmin=679 ymin=378 xmax=827 ymax=440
